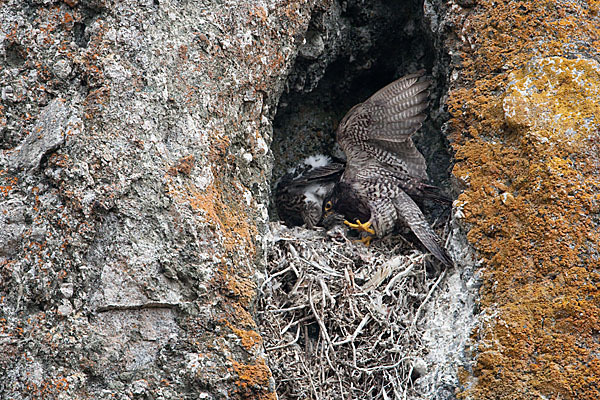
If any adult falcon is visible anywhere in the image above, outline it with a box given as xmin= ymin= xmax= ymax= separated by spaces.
xmin=324 ymin=70 xmax=453 ymax=267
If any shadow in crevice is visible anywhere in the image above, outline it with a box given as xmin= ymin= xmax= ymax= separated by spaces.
xmin=5 ymin=43 xmax=27 ymax=68
xmin=270 ymin=0 xmax=452 ymax=222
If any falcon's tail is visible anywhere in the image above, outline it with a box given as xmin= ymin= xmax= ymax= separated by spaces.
xmin=394 ymin=190 xmax=454 ymax=268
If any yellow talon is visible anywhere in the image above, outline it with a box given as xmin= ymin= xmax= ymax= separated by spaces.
xmin=344 ymin=219 xmax=375 ymax=235
xmin=360 ymin=235 xmax=372 ymax=246
xmin=352 ymin=235 xmax=373 ymax=246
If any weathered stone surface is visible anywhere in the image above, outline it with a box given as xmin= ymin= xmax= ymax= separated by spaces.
xmin=438 ymin=0 xmax=600 ymax=398
xmin=10 ymin=97 xmax=77 ymax=172
xmin=0 ymin=0 xmax=323 ymax=398
xmin=4 ymin=0 xmax=596 ymax=398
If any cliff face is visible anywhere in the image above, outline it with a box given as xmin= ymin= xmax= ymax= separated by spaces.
xmin=438 ymin=1 xmax=600 ymax=398
xmin=0 ymin=0 xmax=322 ymax=398
xmin=2 ymin=0 xmax=599 ymax=399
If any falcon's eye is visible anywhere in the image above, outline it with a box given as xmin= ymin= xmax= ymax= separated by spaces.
xmin=324 ymin=201 xmax=332 ymax=211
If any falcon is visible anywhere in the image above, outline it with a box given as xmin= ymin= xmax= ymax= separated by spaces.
xmin=324 ymin=70 xmax=453 ymax=267
xmin=275 ymin=155 xmax=344 ymax=228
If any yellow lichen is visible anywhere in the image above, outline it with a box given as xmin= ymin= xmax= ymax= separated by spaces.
xmin=448 ymin=1 xmax=600 ymax=398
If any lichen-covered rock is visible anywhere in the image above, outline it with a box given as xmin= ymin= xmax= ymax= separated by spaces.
xmin=438 ymin=0 xmax=600 ymax=398
xmin=0 ymin=1 xmax=324 ymax=398
xmin=503 ymin=57 xmax=600 ymax=142
xmin=5 ymin=0 xmax=598 ymax=398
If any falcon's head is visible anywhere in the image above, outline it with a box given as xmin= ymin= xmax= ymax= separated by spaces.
xmin=323 ymin=182 xmax=371 ymax=224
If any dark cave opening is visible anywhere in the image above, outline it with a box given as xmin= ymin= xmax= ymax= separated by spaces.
xmin=270 ymin=0 xmax=452 ymax=224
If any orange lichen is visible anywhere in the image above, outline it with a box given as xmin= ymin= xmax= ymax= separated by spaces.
xmin=225 ymin=320 xmax=262 ymax=351
xmin=167 ymin=155 xmax=195 ymax=176
xmin=230 ymin=359 xmax=275 ymax=400
xmin=0 ymin=172 xmax=18 ymax=197
xmin=83 ymin=87 xmax=110 ymax=121
xmin=23 ymin=376 xmax=70 ymax=400
xmin=167 ymin=177 xmax=256 ymax=256
xmin=448 ymin=1 xmax=600 ymax=399
xmin=221 ymin=299 xmax=259 ymax=330
xmin=218 ymin=267 xmax=257 ymax=309
xmin=62 ymin=12 xmax=74 ymax=25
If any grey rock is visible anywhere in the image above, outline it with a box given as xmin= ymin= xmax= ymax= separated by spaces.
xmin=298 ymin=31 xmax=325 ymax=60
xmin=59 ymin=283 xmax=74 ymax=298
xmin=0 ymin=200 xmax=26 ymax=258
xmin=57 ymin=299 xmax=74 ymax=316
xmin=0 ymin=0 xmax=321 ymax=398
xmin=10 ymin=98 xmax=70 ymax=171
xmin=52 ymin=58 xmax=72 ymax=79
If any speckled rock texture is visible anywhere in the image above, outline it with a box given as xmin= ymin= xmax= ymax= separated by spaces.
xmin=435 ymin=0 xmax=600 ymax=398
xmin=0 ymin=0 xmax=324 ymax=398
xmin=3 ymin=0 xmax=599 ymax=399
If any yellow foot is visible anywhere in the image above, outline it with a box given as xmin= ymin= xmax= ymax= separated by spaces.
xmin=352 ymin=236 xmax=373 ymax=246
xmin=361 ymin=235 xmax=373 ymax=246
xmin=344 ymin=219 xmax=375 ymax=235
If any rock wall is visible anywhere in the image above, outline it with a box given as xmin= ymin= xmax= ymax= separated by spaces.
xmin=2 ymin=0 xmax=599 ymax=399
xmin=437 ymin=0 xmax=600 ymax=398
xmin=0 ymin=0 xmax=323 ymax=398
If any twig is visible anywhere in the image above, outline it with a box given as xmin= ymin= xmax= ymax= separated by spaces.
xmin=265 ymin=324 xmax=301 ymax=352
xmin=333 ymin=314 xmax=371 ymax=346
xmin=410 ymin=269 xmax=447 ymax=333
xmin=308 ymin=281 xmax=345 ymax=398
xmin=260 ymin=265 xmax=294 ymax=291
xmin=268 ymin=304 xmax=307 ymax=313
xmin=300 ymin=256 xmax=343 ymax=277
xmin=262 ymin=222 xmax=447 ymax=399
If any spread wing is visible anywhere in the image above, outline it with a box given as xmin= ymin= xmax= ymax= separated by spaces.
xmin=291 ymin=162 xmax=345 ymax=186
xmin=333 ymin=70 xmax=452 ymax=266
xmin=337 ymin=70 xmax=431 ymax=182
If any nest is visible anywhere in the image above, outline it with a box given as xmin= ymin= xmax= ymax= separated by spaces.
xmin=258 ymin=222 xmax=451 ymax=399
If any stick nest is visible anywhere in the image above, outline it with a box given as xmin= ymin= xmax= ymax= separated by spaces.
xmin=259 ymin=222 xmax=449 ymax=399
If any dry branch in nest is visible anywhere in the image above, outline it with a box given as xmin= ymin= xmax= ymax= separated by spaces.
xmin=258 ymin=222 xmax=449 ymax=400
